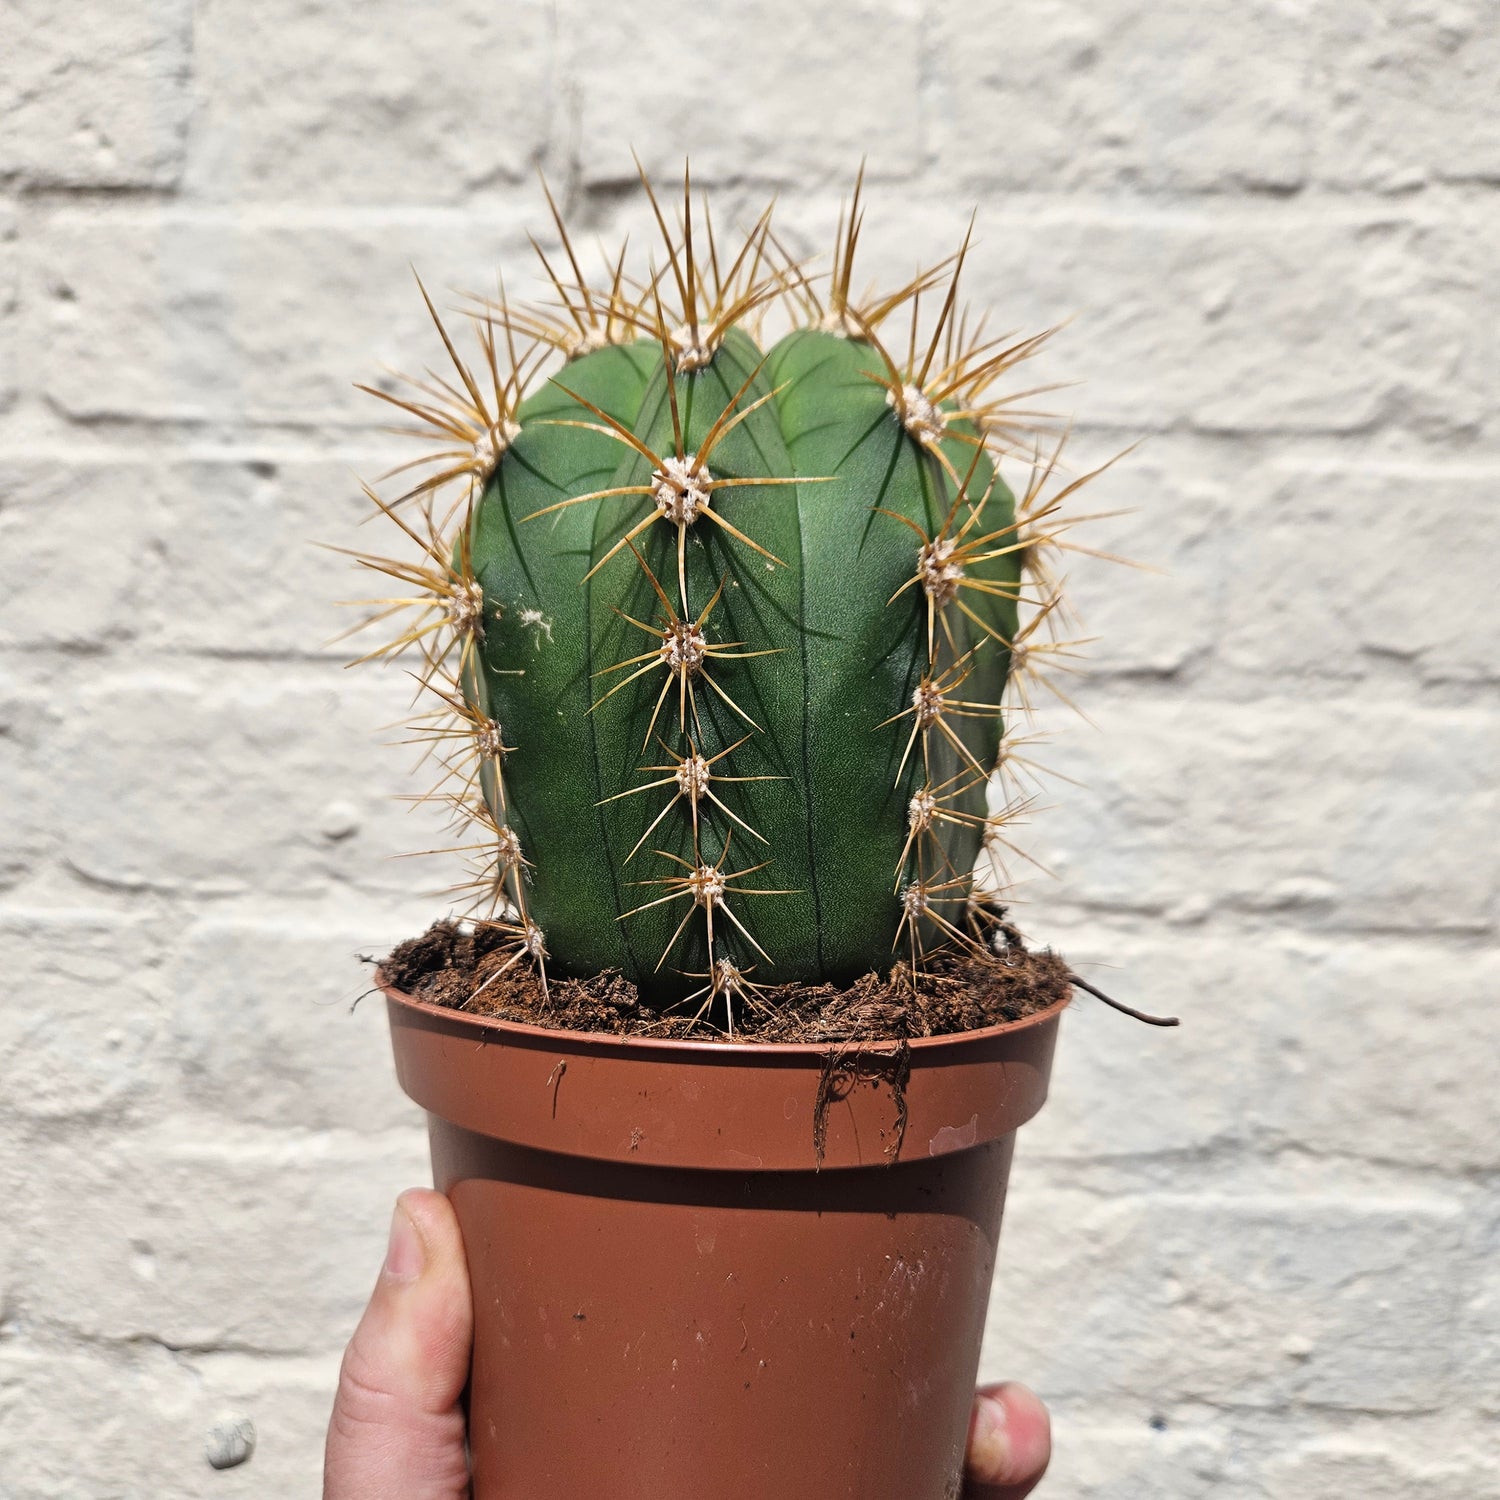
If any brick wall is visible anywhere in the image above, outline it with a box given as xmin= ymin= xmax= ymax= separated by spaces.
xmin=1 ymin=2 xmax=1496 ymax=1495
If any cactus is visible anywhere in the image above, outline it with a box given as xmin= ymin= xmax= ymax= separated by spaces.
xmin=344 ymin=169 xmax=1121 ymax=1027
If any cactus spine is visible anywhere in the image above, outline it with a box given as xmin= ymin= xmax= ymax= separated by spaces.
xmin=345 ymin=169 xmax=1116 ymax=1026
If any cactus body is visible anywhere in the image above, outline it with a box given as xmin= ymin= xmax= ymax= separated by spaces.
xmin=350 ymin=173 xmax=1104 ymax=1020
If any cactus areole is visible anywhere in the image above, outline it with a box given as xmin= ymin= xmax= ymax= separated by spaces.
xmin=348 ymin=169 xmax=1118 ymax=1031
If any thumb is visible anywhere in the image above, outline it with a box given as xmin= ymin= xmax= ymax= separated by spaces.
xmin=964 ymin=1381 xmax=1052 ymax=1498
xmin=324 ymin=1189 xmax=473 ymax=1500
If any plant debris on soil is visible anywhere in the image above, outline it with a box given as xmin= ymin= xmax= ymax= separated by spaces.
xmin=377 ymin=919 xmax=1074 ymax=1043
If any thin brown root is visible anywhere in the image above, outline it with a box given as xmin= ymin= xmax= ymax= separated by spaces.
xmin=1068 ymin=973 xmax=1180 ymax=1027
xmin=812 ymin=1040 xmax=912 ymax=1170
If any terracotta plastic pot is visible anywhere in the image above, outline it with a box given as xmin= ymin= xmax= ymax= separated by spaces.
xmin=384 ymin=979 xmax=1066 ymax=1500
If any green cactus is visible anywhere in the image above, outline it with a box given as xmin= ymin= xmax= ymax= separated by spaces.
xmin=346 ymin=170 xmax=1115 ymax=1025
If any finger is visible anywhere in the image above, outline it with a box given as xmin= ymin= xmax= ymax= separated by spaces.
xmin=324 ymin=1188 xmax=473 ymax=1500
xmin=963 ymin=1381 xmax=1052 ymax=1499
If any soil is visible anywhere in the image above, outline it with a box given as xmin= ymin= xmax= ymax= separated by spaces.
xmin=377 ymin=918 xmax=1074 ymax=1043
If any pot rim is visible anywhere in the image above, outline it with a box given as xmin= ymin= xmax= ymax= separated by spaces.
xmin=378 ymin=968 xmax=1072 ymax=1060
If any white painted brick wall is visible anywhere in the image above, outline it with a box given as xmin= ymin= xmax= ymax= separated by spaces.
xmin=1 ymin=3 xmax=1496 ymax=1495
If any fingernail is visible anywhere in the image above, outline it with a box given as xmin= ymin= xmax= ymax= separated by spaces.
xmin=969 ymin=1393 xmax=1011 ymax=1481
xmin=383 ymin=1199 xmax=426 ymax=1283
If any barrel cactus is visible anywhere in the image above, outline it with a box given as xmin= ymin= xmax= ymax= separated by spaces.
xmin=345 ymin=169 xmax=1118 ymax=1028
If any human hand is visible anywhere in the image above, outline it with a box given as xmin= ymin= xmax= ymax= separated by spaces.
xmin=323 ymin=1190 xmax=471 ymax=1500
xmin=324 ymin=1189 xmax=1051 ymax=1499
